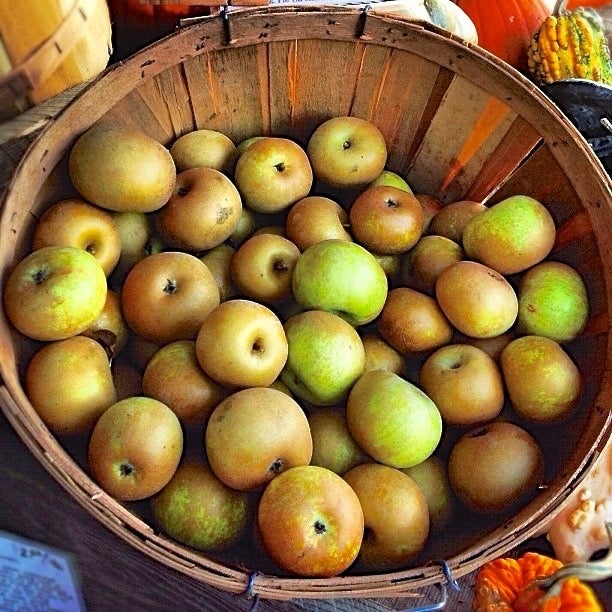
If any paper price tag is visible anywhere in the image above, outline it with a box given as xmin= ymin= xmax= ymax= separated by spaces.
xmin=0 ymin=530 xmax=85 ymax=612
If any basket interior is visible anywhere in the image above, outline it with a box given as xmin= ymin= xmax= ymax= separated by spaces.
xmin=0 ymin=6 xmax=610 ymax=598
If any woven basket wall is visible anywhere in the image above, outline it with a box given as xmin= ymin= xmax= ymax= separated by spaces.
xmin=0 ymin=6 xmax=610 ymax=602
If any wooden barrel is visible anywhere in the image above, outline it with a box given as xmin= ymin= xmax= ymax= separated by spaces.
xmin=0 ymin=6 xmax=610 ymax=603
xmin=0 ymin=0 xmax=112 ymax=119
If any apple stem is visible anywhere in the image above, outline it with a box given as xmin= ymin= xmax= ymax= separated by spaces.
xmin=274 ymin=162 xmax=285 ymax=173
xmin=268 ymin=458 xmax=283 ymax=474
xmin=31 ymin=268 xmax=50 ymax=284
xmin=119 ymin=462 xmax=135 ymax=477
xmin=313 ymin=520 xmax=327 ymax=535
xmin=163 ymin=278 xmax=178 ymax=294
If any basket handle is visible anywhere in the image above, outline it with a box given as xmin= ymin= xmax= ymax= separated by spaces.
xmin=0 ymin=0 xmax=111 ymax=108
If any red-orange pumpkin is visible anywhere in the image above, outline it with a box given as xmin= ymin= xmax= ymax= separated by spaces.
xmin=453 ymin=0 xmax=554 ymax=72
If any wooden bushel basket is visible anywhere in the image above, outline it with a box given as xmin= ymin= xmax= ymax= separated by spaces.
xmin=0 ymin=5 xmax=610 ymax=604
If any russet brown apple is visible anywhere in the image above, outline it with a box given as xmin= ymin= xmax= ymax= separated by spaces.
xmin=68 ymin=124 xmax=176 ymax=214
xmin=414 ymin=193 xmax=443 ymax=233
xmin=428 ymin=199 xmax=487 ymax=243
xmin=378 ymin=287 xmax=453 ymax=354
xmin=419 ymin=343 xmax=505 ymax=426
xmin=257 ymin=465 xmax=364 ymax=577
xmin=349 ymin=185 xmax=424 ymax=254
xmin=285 ymin=195 xmax=352 ymax=251
xmin=344 ymin=462 xmax=429 ymax=571
xmin=155 ymin=166 xmax=242 ymax=252
xmin=361 ymin=333 xmax=406 ymax=375
xmin=32 ymin=198 xmax=122 ymax=276
xmin=25 ymin=335 xmax=117 ymax=435
xmin=195 ymin=299 xmax=288 ymax=388
xmin=88 ymin=396 xmax=184 ymax=501
xmin=205 ymin=387 xmax=312 ymax=491
xmin=448 ymin=421 xmax=544 ymax=514
xmin=169 ymin=128 xmax=239 ymax=175
xmin=435 ymin=260 xmax=518 ymax=338
xmin=121 ymin=251 xmax=220 ymax=344
xmin=200 ymin=243 xmax=238 ymax=302
xmin=142 ymin=340 xmax=228 ymax=424
xmin=230 ymin=233 xmax=301 ymax=304
xmin=82 ymin=289 xmax=129 ymax=357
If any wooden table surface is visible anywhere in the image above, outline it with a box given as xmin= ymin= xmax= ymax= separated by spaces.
xmin=0 ymin=83 xmax=610 ymax=612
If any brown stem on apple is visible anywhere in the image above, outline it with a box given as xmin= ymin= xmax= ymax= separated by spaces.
xmin=85 ymin=243 xmax=97 ymax=256
xmin=342 ymin=140 xmax=352 ymax=150
xmin=31 ymin=267 xmax=50 ymax=284
xmin=119 ymin=462 xmax=135 ymax=477
xmin=268 ymin=458 xmax=284 ymax=474
xmin=385 ymin=198 xmax=399 ymax=208
xmin=313 ymin=520 xmax=327 ymax=535
xmin=273 ymin=259 xmax=289 ymax=273
xmin=177 ymin=185 xmax=190 ymax=196
xmin=274 ymin=162 xmax=286 ymax=173
xmin=251 ymin=338 xmax=264 ymax=354
xmin=163 ymin=278 xmax=178 ymax=294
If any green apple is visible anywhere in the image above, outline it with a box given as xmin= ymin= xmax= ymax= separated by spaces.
xmin=517 ymin=260 xmax=589 ymax=344
xmin=3 ymin=245 xmax=107 ymax=342
xmin=68 ymin=124 xmax=176 ymax=213
xmin=169 ymin=128 xmax=239 ymax=174
xmin=367 ymin=169 xmax=412 ymax=192
xmin=346 ymin=369 xmax=442 ymax=468
xmin=234 ymin=136 xmax=313 ymax=213
xmin=306 ymin=116 xmax=387 ymax=188
xmin=462 ymin=195 xmax=556 ymax=275
xmin=500 ymin=335 xmax=582 ymax=423
xmin=292 ymin=239 xmax=388 ymax=326
xmin=281 ymin=310 xmax=365 ymax=406
xmin=151 ymin=458 xmax=249 ymax=551
xmin=428 ymin=199 xmax=486 ymax=243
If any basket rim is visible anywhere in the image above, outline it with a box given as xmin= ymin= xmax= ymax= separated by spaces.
xmin=0 ymin=5 xmax=611 ymax=601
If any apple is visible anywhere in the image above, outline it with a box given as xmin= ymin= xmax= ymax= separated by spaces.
xmin=462 ymin=331 xmax=514 ymax=362
xmin=236 ymin=135 xmax=265 ymax=155
xmin=281 ymin=310 xmax=365 ymax=406
xmin=88 ymin=396 xmax=184 ymax=501
xmin=368 ymin=169 xmax=412 ymax=192
xmin=121 ymin=251 xmax=220 ymax=344
xmin=419 ymin=343 xmax=505 ymax=426
xmin=252 ymin=225 xmax=286 ymax=237
xmin=448 ymin=421 xmax=544 ymax=514
xmin=343 ymin=462 xmax=429 ymax=571
xmin=402 ymin=456 xmax=456 ymax=533
xmin=285 ymin=195 xmax=352 ymax=251
xmin=155 ymin=167 xmax=242 ymax=252
xmin=233 ymin=137 xmax=313 ymax=213
xmin=230 ymin=233 xmax=301 ymax=304
xmin=403 ymin=234 xmax=463 ymax=295
xmin=228 ymin=206 xmax=257 ymax=247
xmin=414 ymin=193 xmax=443 ymax=233
xmin=68 ymin=124 xmax=176 ymax=213
xmin=306 ymin=116 xmax=387 ymax=188
xmin=25 ymin=335 xmax=117 ymax=435
xmin=291 ymin=239 xmax=388 ymax=326
xmin=308 ymin=407 xmax=369 ymax=475
xmin=3 ymin=245 xmax=107 ymax=342
xmin=82 ymin=288 xmax=129 ymax=357
xmin=462 ymin=195 xmax=556 ymax=275
xmin=435 ymin=260 xmax=518 ymax=338
xmin=349 ymin=185 xmax=424 ymax=254
xmin=199 ymin=243 xmax=238 ymax=302
xmin=372 ymin=252 xmax=401 ymax=282
xmin=517 ymin=260 xmax=589 ymax=344
xmin=205 ymin=387 xmax=312 ymax=491
xmin=151 ymin=458 xmax=249 ymax=551
xmin=142 ymin=340 xmax=228 ymax=424
xmin=378 ymin=287 xmax=453 ymax=354
xmin=169 ymin=129 xmax=239 ymax=174
xmin=109 ymin=210 xmax=158 ymax=285
xmin=195 ymin=299 xmax=288 ymax=388
xmin=257 ymin=465 xmax=364 ymax=577
xmin=31 ymin=198 xmax=122 ymax=276
xmin=500 ymin=335 xmax=582 ymax=423
xmin=111 ymin=358 xmax=143 ymax=400
xmin=346 ymin=369 xmax=442 ymax=468
xmin=362 ymin=333 xmax=406 ymax=375
xmin=428 ymin=199 xmax=487 ymax=243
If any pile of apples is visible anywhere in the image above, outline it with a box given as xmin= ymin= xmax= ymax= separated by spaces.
xmin=1 ymin=115 xmax=590 ymax=578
